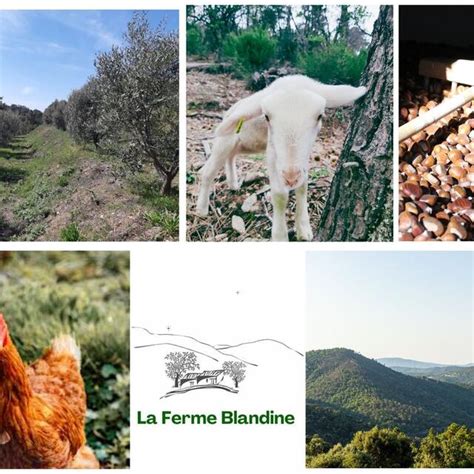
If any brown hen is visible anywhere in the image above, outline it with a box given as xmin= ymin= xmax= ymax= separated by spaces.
xmin=0 ymin=313 xmax=99 ymax=469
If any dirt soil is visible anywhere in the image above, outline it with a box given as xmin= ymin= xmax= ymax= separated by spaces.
xmin=186 ymin=68 xmax=351 ymax=241
xmin=39 ymin=160 xmax=157 ymax=242
xmin=0 ymin=129 xmax=176 ymax=241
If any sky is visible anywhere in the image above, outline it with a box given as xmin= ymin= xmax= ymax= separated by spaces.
xmin=307 ymin=251 xmax=474 ymax=365
xmin=0 ymin=10 xmax=179 ymax=111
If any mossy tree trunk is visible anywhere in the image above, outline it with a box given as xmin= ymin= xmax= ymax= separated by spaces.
xmin=317 ymin=6 xmax=393 ymax=242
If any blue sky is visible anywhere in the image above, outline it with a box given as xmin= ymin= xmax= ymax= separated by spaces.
xmin=0 ymin=10 xmax=179 ymax=111
xmin=307 ymin=251 xmax=473 ymax=365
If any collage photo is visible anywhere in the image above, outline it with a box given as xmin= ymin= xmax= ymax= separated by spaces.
xmin=0 ymin=1 xmax=472 ymax=472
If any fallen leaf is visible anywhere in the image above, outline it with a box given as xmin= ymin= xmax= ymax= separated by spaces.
xmin=242 ymin=193 xmax=257 ymax=212
xmin=232 ymin=215 xmax=246 ymax=234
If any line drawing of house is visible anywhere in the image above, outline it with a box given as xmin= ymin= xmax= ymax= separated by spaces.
xmin=180 ymin=370 xmax=224 ymax=388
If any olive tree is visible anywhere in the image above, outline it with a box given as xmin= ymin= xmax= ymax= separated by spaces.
xmin=43 ymin=99 xmax=67 ymax=130
xmin=0 ymin=108 xmax=21 ymax=145
xmin=66 ymin=78 xmax=102 ymax=148
xmin=95 ymin=13 xmax=179 ymax=195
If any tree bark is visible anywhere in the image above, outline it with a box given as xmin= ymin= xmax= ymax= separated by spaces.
xmin=317 ymin=6 xmax=393 ymax=242
xmin=161 ymin=172 xmax=174 ymax=195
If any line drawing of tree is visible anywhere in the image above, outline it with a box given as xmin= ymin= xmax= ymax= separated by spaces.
xmin=222 ymin=361 xmax=246 ymax=388
xmin=165 ymin=352 xmax=200 ymax=387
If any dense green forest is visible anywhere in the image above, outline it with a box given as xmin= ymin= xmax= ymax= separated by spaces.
xmin=187 ymin=5 xmax=370 ymax=87
xmin=306 ymin=423 xmax=474 ymax=468
xmin=306 ymin=348 xmax=474 ymax=467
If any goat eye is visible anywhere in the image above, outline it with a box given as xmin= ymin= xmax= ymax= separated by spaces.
xmin=264 ymin=114 xmax=270 ymax=122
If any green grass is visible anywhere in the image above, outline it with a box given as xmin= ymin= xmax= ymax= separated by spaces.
xmin=310 ymin=167 xmax=330 ymax=180
xmin=130 ymin=173 xmax=179 ymax=238
xmin=60 ymin=222 xmax=81 ymax=241
xmin=0 ymin=127 xmax=100 ymax=240
xmin=1 ymin=126 xmax=179 ymax=241
xmin=145 ymin=210 xmax=179 ymax=237
xmin=0 ymin=252 xmax=130 ymax=468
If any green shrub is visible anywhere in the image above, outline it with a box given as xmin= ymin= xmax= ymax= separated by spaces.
xmin=187 ymin=24 xmax=206 ymax=56
xmin=223 ymin=29 xmax=276 ymax=74
xmin=302 ymin=43 xmax=367 ymax=86
xmin=60 ymin=223 xmax=81 ymax=241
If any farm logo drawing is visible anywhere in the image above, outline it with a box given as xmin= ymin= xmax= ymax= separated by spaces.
xmin=132 ymin=326 xmax=303 ymax=399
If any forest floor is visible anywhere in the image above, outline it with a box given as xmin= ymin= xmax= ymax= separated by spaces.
xmin=0 ymin=126 xmax=178 ymax=241
xmin=186 ymin=67 xmax=352 ymax=241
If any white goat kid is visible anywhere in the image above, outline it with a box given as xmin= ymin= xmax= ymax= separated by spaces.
xmin=196 ymin=75 xmax=367 ymax=241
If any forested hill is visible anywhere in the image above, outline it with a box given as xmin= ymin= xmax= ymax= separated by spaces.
xmin=388 ymin=365 xmax=474 ymax=388
xmin=306 ymin=348 xmax=474 ymax=444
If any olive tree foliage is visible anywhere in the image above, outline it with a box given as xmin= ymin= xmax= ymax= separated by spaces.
xmin=95 ymin=13 xmax=179 ymax=195
xmin=0 ymin=102 xmax=21 ymax=145
xmin=66 ymin=78 xmax=102 ymax=148
xmin=0 ymin=98 xmax=42 ymax=145
xmin=43 ymin=99 xmax=67 ymax=130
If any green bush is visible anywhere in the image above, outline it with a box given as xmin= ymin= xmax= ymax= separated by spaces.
xmin=302 ymin=43 xmax=367 ymax=86
xmin=0 ymin=252 xmax=130 ymax=468
xmin=223 ymin=28 xmax=276 ymax=74
xmin=187 ymin=24 xmax=206 ymax=56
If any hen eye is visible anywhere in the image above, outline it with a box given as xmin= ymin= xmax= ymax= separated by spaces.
xmin=264 ymin=114 xmax=270 ymax=122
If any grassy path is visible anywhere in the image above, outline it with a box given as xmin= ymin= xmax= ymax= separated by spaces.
xmin=0 ymin=126 xmax=178 ymax=241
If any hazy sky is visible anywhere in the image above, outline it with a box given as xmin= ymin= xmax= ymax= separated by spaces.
xmin=307 ymin=251 xmax=473 ymax=365
xmin=0 ymin=10 xmax=178 ymax=111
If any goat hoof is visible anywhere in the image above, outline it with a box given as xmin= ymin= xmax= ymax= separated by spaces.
xmin=297 ymin=225 xmax=313 ymax=241
xmin=228 ymin=181 xmax=241 ymax=191
xmin=196 ymin=205 xmax=209 ymax=217
xmin=271 ymin=231 xmax=289 ymax=242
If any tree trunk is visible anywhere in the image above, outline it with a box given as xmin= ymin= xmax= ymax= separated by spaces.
xmin=161 ymin=172 xmax=175 ymax=195
xmin=317 ymin=6 xmax=393 ymax=242
xmin=152 ymin=153 xmax=178 ymax=196
xmin=235 ymin=380 xmax=238 ymax=388
xmin=175 ymin=375 xmax=179 ymax=388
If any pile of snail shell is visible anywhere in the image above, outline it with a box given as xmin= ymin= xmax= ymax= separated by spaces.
xmin=399 ymin=81 xmax=474 ymax=241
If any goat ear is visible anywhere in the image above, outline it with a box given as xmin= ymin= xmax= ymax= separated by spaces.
xmin=215 ymin=94 xmax=264 ymax=136
xmin=312 ymin=84 xmax=367 ymax=108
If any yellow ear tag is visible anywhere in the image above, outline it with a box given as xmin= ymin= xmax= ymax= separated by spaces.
xmin=235 ymin=118 xmax=244 ymax=134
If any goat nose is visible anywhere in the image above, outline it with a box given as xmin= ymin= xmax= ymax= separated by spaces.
xmin=282 ymin=168 xmax=302 ymax=187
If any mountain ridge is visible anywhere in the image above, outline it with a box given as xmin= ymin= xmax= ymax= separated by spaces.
xmin=306 ymin=348 xmax=474 ymax=444
xmin=378 ymin=356 xmax=473 ymax=369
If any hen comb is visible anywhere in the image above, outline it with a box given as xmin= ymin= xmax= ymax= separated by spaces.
xmin=0 ymin=313 xmax=8 ymax=347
